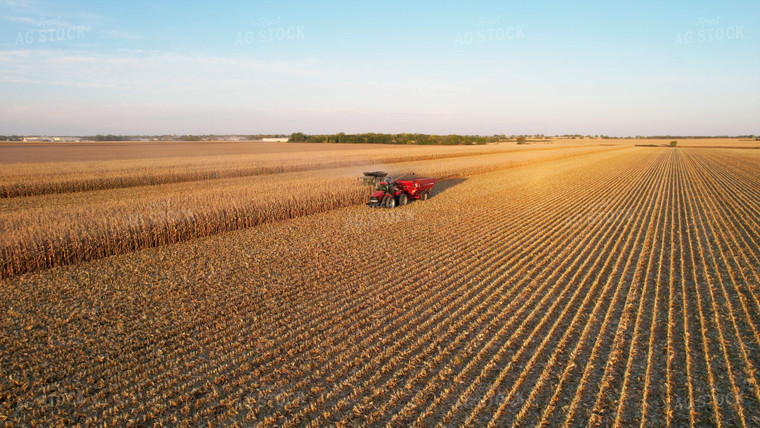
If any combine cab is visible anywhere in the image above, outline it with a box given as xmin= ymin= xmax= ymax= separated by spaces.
xmin=365 ymin=171 xmax=436 ymax=208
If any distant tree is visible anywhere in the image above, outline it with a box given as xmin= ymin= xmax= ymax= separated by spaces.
xmin=670 ymin=140 xmax=678 ymax=147
xmin=516 ymin=135 xmax=527 ymax=144
xmin=289 ymin=132 xmax=306 ymax=142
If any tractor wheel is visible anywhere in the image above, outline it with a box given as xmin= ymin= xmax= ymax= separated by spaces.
xmin=385 ymin=196 xmax=396 ymax=209
xmin=420 ymin=191 xmax=429 ymax=201
xmin=398 ymin=193 xmax=408 ymax=206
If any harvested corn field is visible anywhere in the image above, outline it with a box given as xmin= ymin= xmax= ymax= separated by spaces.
xmin=1 ymin=146 xmax=759 ymax=426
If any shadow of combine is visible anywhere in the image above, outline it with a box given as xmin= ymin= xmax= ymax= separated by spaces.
xmin=430 ymin=177 xmax=467 ymax=198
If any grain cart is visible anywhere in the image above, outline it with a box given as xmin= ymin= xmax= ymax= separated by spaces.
xmin=365 ymin=171 xmax=436 ymax=208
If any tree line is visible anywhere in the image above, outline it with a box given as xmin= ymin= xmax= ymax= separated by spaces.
xmin=289 ymin=132 xmax=496 ymax=145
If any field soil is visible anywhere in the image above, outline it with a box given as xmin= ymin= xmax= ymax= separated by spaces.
xmin=1 ymin=145 xmax=759 ymax=426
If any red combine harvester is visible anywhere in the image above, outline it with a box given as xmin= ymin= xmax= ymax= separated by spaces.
xmin=364 ymin=171 xmax=436 ymax=208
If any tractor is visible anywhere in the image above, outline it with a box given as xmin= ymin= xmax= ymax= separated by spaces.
xmin=364 ymin=171 xmax=436 ymax=208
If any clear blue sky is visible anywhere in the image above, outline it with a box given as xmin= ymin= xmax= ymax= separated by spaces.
xmin=1 ymin=0 xmax=758 ymax=136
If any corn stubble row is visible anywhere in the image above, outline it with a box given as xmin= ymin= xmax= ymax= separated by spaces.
xmin=0 ymin=146 xmax=606 ymax=278
xmin=2 ymin=147 xmax=759 ymax=426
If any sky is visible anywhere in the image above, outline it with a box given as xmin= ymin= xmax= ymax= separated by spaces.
xmin=0 ymin=0 xmax=758 ymax=136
